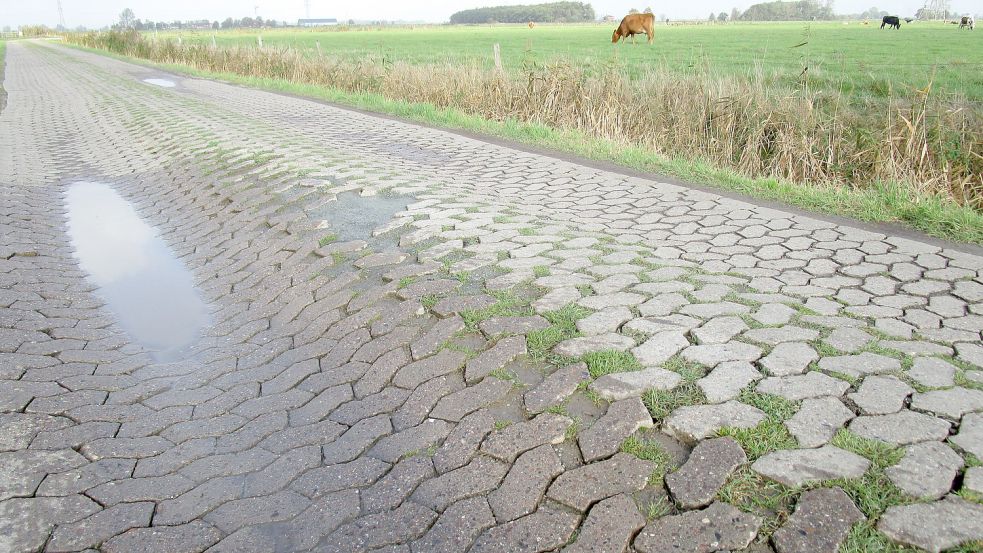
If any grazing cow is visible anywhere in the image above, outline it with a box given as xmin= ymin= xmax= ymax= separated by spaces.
xmin=528 ymin=21 xmax=535 ymax=29
xmin=612 ymin=13 xmax=655 ymax=44
xmin=960 ymin=16 xmax=975 ymax=30
xmin=881 ymin=15 xmax=901 ymax=29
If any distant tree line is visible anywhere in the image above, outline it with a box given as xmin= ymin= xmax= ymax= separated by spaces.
xmin=450 ymin=2 xmax=595 ymax=24
xmin=111 ymin=7 xmax=290 ymax=31
xmin=739 ymin=0 xmax=835 ymax=20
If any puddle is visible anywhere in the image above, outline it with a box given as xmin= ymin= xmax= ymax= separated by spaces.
xmin=65 ymin=182 xmax=208 ymax=361
xmin=313 ymin=191 xmax=413 ymax=242
xmin=143 ymin=78 xmax=176 ymax=88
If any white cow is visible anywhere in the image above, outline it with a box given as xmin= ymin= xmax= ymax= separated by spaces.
xmin=959 ymin=15 xmax=975 ymax=30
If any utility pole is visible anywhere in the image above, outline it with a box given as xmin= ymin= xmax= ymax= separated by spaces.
xmin=56 ymin=0 xmax=66 ymax=28
xmin=305 ymin=0 xmax=311 ymax=19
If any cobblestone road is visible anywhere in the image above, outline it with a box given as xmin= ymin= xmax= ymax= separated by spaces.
xmin=2 ymin=41 xmax=983 ymax=552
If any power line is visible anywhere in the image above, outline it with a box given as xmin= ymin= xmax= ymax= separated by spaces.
xmin=56 ymin=0 xmax=66 ymax=28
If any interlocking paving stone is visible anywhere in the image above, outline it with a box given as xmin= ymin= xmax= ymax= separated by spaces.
xmin=665 ymin=437 xmax=747 ymax=509
xmin=664 ymin=400 xmax=767 ymax=444
xmin=432 ymin=295 xmax=496 ymax=318
xmin=546 ymin=453 xmax=655 ymax=511
xmin=697 ymin=361 xmax=762 ymax=404
xmin=487 ymin=444 xmax=564 ymax=522
xmin=578 ymin=397 xmax=653 ymax=462
xmin=317 ymin=501 xmax=438 ymax=552
xmin=633 ymin=502 xmax=762 ymax=553
xmin=755 ymin=372 xmax=851 ymax=401
xmin=885 ymin=441 xmax=964 ymax=500
xmin=950 ymin=412 xmax=983 ymax=457
xmin=964 ymin=466 xmax=983 ymax=495
xmin=771 ymin=488 xmax=865 ymax=553
xmin=817 ymin=352 xmax=902 ymax=378
xmin=368 ymin=419 xmax=453 ymax=463
xmin=481 ymin=413 xmax=572 ymax=463
xmin=850 ymin=410 xmax=952 ymax=445
xmin=361 ymin=455 xmax=435 ymax=514
xmin=576 ymin=306 xmax=634 ymax=336
xmin=910 ymin=387 xmax=983 ymax=420
xmin=758 ymin=342 xmax=819 ymax=376
xmin=470 ymin=505 xmax=580 ymax=553
xmin=562 ymin=493 xmax=644 ymax=553
xmin=751 ymin=446 xmax=871 ymax=487
xmin=465 ymin=336 xmax=526 ymax=384
xmin=681 ymin=342 xmax=764 ymax=367
xmin=847 ymin=375 xmax=914 ymax=415
xmin=409 ymin=317 xmax=465 ymax=360
xmin=524 ymin=362 xmax=590 ymax=414
xmin=554 ymin=333 xmax=635 ymax=357
xmin=411 ymin=496 xmax=496 ymax=553
xmin=410 ymin=455 xmax=508 ymax=512
xmin=394 ymin=349 xmax=467 ymax=389
xmin=785 ymin=397 xmax=856 ymax=448
xmin=479 ymin=315 xmax=550 ymax=337
xmin=102 ymin=520 xmax=222 ymax=553
xmin=0 ymin=495 xmax=102 ymax=552
xmin=631 ymin=331 xmax=689 ymax=366
xmin=432 ymin=410 xmax=495 ymax=474
xmin=589 ymin=367 xmax=682 ymax=401
xmin=877 ymin=496 xmax=983 ymax=553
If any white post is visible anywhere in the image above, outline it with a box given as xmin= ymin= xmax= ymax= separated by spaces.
xmin=211 ymin=34 xmax=217 ymax=48
xmin=177 ymin=35 xmax=182 ymax=46
xmin=316 ymin=40 xmax=321 ymax=56
xmin=493 ymin=43 xmax=502 ymax=72
xmin=257 ymin=35 xmax=263 ymax=48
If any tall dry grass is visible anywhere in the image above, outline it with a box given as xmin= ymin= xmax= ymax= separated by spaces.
xmin=69 ymin=31 xmax=983 ymax=208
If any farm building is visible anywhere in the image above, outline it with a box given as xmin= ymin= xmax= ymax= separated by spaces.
xmin=297 ymin=18 xmax=338 ymax=27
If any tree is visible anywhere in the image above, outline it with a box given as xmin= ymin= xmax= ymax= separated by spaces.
xmin=644 ymin=7 xmax=652 ymax=13
xmin=629 ymin=8 xmax=640 ymax=14
xmin=118 ymin=8 xmax=136 ymax=29
xmin=731 ymin=7 xmax=741 ymax=20
xmin=709 ymin=12 xmax=716 ymax=21
xmin=718 ymin=11 xmax=728 ymax=21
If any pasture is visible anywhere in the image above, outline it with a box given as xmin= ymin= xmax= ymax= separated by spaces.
xmin=160 ymin=22 xmax=983 ymax=103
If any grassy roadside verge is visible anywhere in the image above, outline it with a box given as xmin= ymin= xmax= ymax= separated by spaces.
xmin=63 ymin=41 xmax=983 ymax=245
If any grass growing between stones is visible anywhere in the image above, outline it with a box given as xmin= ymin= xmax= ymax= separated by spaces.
xmin=459 ymin=290 xmax=535 ymax=331
xmin=621 ymin=436 xmax=674 ymax=485
xmin=717 ymin=467 xmax=797 ymax=539
xmin=526 ymin=304 xmax=591 ymax=364
xmin=584 ymin=350 xmax=642 ymax=379
xmin=643 ymin=383 xmax=705 ymax=423
xmin=718 ymin=389 xmax=799 ymax=461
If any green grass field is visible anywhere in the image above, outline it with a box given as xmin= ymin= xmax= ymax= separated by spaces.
xmin=161 ymin=22 xmax=983 ymax=102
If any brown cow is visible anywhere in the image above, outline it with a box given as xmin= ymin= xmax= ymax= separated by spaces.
xmin=612 ymin=13 xmax=655 ymax=44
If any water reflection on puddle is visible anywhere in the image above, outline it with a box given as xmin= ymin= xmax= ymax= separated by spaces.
xmin=65 ymin=182 xmax=208 ymax=361
xmin=143 ymin=78 xmax=176 ymax=87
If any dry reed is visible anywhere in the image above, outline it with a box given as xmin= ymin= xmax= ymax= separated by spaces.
xmin=69 ymin=31 xmax=983 ymax=208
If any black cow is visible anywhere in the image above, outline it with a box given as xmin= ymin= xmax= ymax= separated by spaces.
xmin=881 ymin=15 xmax=901 ymax=29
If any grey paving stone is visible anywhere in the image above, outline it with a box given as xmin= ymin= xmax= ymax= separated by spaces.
xmin=817 ymin=352 xmax=902 ymax=378
xmin=355 ymin=251 xmax=408 ymax=269
xmin=578 ymin=397 xmax=653 ymax=462
xmin=753 ymin=303 xmax=797 ymax=325
xmin=680 ymin=302 xmax=751 ymax=318
xmin=411 ymin=455 xmax=508 ymax=512
xmin=665 ymin=437 xmax=747 ymax=509
xmin=751 ymin=446 xmax=870 ymax=487
xmin=432 ymin=410 xmax=495 ymax=474
xmin=697 ymin=361 xmax=762 ymax=403
xmin=479 ymin=315 xmax=550 ymax=337
xmin=589 ymin=367 xmax=682 ymax=401
xmin=562 ymin=493 xmax=644 ymax=553
xmin=950 ymin=412 xmax=983 ymax=457
xmin=771 ymin=487 xmax=865 ymax=553
xmin=524 ymin=362 xmax=590 ymax=414
xmin=546 ymin=452 xmax=655 ymax=511
xmin=885 ymin=441 xmax=964 ymax=500
xmin=488 ymin=444 xmax=564 ymax=522
xmin=963 ymin=466 xmax=983 ymax=495
xmin=533 ymin=286 xmax=581 ymax=314
xmin=910 ymin=387 xmax=983 ymax=420
xmin=330 ymin=387 xmax=410 ymax=426
xmin=631 ymin=331 xmax=689 ymax=366
xmin=321 ymin=414 xmax=392 ymax=465
xmin=470 ymin=506 xmax=580 ymax=553
xmin=955 ymin=342 xmax=983 ymax=369
xmin=318 ymin=501 xmax=438 ymax=552
xmin=98 ymin=520 xmax=223 ymax=553
xmin=879 ymin=340 xmax=953 ymax=357
xmin=877 ymin=496 xmax=983 ymax=553
xmin=759 ymin=342 xmax=818 ymax=376
xmin=410 ymin=316 xmax=465 ymax=360
xmin=481 ymin=413 xmax=572 ymax=463
xmin=850 ymin=410 xmax=952 ymax=445
xmin=847 ymin=375 xmax=913 ymax=415
xmin=431 ymin=377 xmax=512 ymax=422
xmin=411 ymin=496 xmax=496 ymax=553
xmin=744 ymin=326 xmax=820 ymax=346
xmin=576 ymin=306 xmax=633 ymax=336
xmin=755 ymin=372 xmax=850 ymax=401
xmin=823 ymin=327 xmax=874 ymax=353
xmin=361 ymin=455 xmax=435 ymax=514
xmin=432 ymin=294 xmax=497 ymax=318
xmin=203 ymin=489 xmax=310 ymax=533
xmin=394 ymin=349 xmax=467 ymax=389
xmin=368 ymin=419 xmax=453 ymax=463
xmin=0 ymin=495 xmax=102 ymax=553
xmin=465 ymin=336 xmax=526 ymax=383
xmin=664 ymin=400 xmax=767 ymax=444
xmin=37 ymin=458 xmax=135 ymax=497
xmin=681 ymin=342 xmax=763 ymax=367
xmin=633 ymin=502 xmax=761 ymax=553
xmin=392 ymin=374 xmax=465 ymax=431
xmin=785 ymin=397 xmax=856 ymax=448
xmin=692 ymin=317 xmax=748 ymax=345
xmin=554 ymin=333 xmax=635 ymax=357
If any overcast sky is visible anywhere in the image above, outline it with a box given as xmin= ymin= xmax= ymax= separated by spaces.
xmin=1 ymin=0 xmax=977 ymax=29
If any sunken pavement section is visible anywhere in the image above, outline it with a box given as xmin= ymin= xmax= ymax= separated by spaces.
xmin=2 ymin=40 xmax=983 ymax=553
